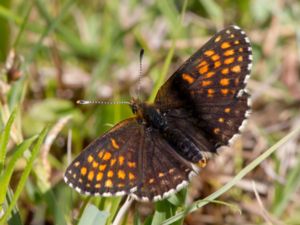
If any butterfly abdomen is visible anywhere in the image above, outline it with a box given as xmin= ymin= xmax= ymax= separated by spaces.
xmin=141 ymin=104 xmax=203 ymax=164
xmin=162 ymin=127 xmax=203 ymax=163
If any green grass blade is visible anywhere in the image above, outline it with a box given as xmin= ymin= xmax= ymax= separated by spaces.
xmin=13 ymin=2 xmax=34 ymax=48
xmin=0 ymin=107 xmax=18 ymax=173
xmin=0 ymin=0 xmax=10 ymax=61
xmin=105 ymin=197 xmax=122 ymax=225
xmin=148 ymin=42 xmax=175 ymax=103
xmin=78 ymin=204 xmax=109 ymax=225
xmin=0 ymin=135 xmax=37 ymax=206
xmin=161 ymin=124 xmax=300 ymax=225
xmin=151 ymin=200 xmax=178 ymax=225
xmin=271 ymin=152 xmax=300 ymax=216
xmin=0 ymin=127 xmax=48 ymax=225
xmin=27 ymin=0 xmax=76 ymax=64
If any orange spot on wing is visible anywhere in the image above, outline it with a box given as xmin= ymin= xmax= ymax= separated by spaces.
xmin=88 ymin=155 xmax=94 ymax=163
xmin=201 ymin=80 xmax=212 ymax=87
xmin=98 ymin=150 xmax=104 ymax=159
xmin=220 ymin=78 xmax=230 ymax=86
xmin=225 ymin=107 xmax=231 ymax=113
xmin=199 ymin=65 xmax=208 ymax=74
xmin=204 ymin=50 xmax=215 ymax=56
xmin=198 ymin=158 xmax=207 ymax=168
xmin=81 ymin=167 xmax=87 ymax=176
xmin=221 ymin=89 xmax=229 ymax=95
xmin=118 ymin=156 xmax=125 ymax=165
xmin=99 ymin=164 xmax=107 ymax=171
xmin=105 ymin=179 xmax=113 ymax=188
xmin=204 ymin=71 xmax=215 ymax=78
xmin=107 ymin=170 xmax=114 ymax=178
xmin=214 ymin=128 xmax=220 ymax=134
xmin=215 ymin=35 xmax=221 ymax=42
xmin=182 ymin=73 xmax=195 ymax=84
xmin=149 ymin=178 xmax=155 ymax=184
xmin=72 ymin=174 xmax=77 ymax=179
xmin=118 ymin=183 xmax=125 ymax=188
xmin=129 ymin=173 xmax=135 ymax=180
xmin=158 ymin=173 xmax=164 ymax=177
xmin=88 ymin=171 xmax=94 ymax=181
xmin=110 ymin=158 xmax=117 ymax=166
xmin=92 ymin=161 xmax=99 ymax=168
xmin=224 ymin=49 xmax=234 ymax=56
xmin=235 ymin=40 xmax=240 ymax=44
xmin=79 ymin=178 xmax=83 ymax=183
xmin=214 ymin=61 xmax=221 ymax=68
xmin=218 ymin=118 xmax=224 ymax=123
xmin=238 ymin=56 xmax=243 ymax=62
xmin=96 ymin=172 xmax=103 ymax=181
xmin=103 ymin=152 xmax=112 ymax=161
xmin=230 ymin=34 xmax=235 ymax=38
xmin=211 ymin=54 xmax=220 ymax=61
xmin=128 ymin=162 xmax=136 ymax=168
xmin=111 ymin=138 xmax=120 ymax=149
xmin=221 ymin=68 xmax=229 ymax=75
xmin=224 ymin=57 xmax=235 ymax=64
xmin=239 ymin=47 xmax=243 ymax=52
xmin=221 ymin=42 xmax=231 ymax=49
xmin=207 ymin=89 xmax=215 ymax=97
xmin=199 ymin=60 xmax=207 ymax=67
xmin=118 ymin=170 xmax=126 ymax=179
xmin=95 ymin=184 xmax=101 ymax=188
xmin=231 ymin=65 xmax=241 ymax=73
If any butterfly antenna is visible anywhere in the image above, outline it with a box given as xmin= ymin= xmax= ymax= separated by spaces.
xmin=137 ymin=48 xmax=144 ymax=99
xmin=77 ymin=100 xmax=130 ymax=105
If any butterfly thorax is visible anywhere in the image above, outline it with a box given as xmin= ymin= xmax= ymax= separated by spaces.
xmin=130 ymin=98 xmax=167 ymax=129
xmin=130 ymin=98 xmax=204 ymax=164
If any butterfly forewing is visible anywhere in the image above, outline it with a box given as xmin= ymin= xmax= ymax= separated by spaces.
xmin=155 ymin=25 xmax=252 ymax=147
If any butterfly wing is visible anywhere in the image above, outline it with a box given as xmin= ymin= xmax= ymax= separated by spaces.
xmin=64 ymin=118 xmax=143 ymax=197
xmin=131 ymin=127 xmax=195 ymax=201
xmin=64 ymin=118 xmax=195 ymax=201
xmin=155 ymin=25 xmax=252 ymax=147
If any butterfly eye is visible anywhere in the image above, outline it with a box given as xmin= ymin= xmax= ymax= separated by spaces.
xmin=131 ymin=104 xmax=138 ymax=114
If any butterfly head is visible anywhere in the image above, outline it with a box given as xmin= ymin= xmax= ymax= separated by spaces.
xmin=130 ymin=98 xmax=144 ymax=117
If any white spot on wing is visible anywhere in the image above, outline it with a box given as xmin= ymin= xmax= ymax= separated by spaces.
xmin=232 ymin=25 xmax=241 ymax=30
xmin=75 ymin=187 xmax=82 ymax=193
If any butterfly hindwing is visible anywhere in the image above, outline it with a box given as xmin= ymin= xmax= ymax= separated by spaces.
xmin=155 ymin=25 xmax=252 ymax=147
xmin=132 ymin=127 xmax=194 ymax=201
xmin=64 ymin=118 xmax=142 ymax=197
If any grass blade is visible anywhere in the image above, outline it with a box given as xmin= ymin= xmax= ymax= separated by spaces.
xmin=0 ymin=107 xmax=18 ymax=173
xmin=0 ymin=127 xmax=49 ymax=225
xmin=78 ymin=204 xmax=109 ymax=225
xmin=0 ymin=135 xmax=37 ymax=207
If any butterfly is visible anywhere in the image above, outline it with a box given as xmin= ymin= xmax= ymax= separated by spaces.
xmin=64 ymin=25 xmax=252 ymax=201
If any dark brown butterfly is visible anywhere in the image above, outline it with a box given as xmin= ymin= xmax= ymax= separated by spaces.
xmin=64 ymin=25 xmax=252 ymax=201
